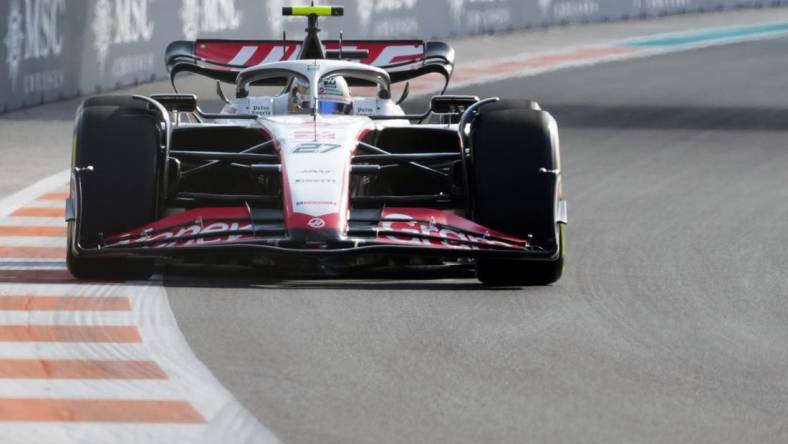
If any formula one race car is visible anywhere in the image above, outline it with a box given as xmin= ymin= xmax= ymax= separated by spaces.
xmin=66 ymin=5 xmax=567 ymax=285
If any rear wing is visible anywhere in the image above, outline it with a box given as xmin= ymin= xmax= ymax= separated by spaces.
xmin=165 ymin=39 xmax=454 ymax=91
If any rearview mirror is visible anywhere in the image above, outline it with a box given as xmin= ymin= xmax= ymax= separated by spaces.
xmin=431 ymin=95 xmax=480 ymax=114
xmin=150 ymin=94 xmax=198 ymax=112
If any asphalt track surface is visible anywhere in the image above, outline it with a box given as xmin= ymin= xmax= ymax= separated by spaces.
xmin=3 ymin=25 xmax=788 ymax=444
xmin=165 ymin=38 xmax=788 ymax=442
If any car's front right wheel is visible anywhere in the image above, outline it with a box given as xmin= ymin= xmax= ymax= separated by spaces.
xmin=470 ymin=100 xmax=565 ymax=286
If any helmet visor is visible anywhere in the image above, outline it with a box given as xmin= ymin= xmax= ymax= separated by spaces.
xmin=318 ymin=100 xmax=351 ymax=115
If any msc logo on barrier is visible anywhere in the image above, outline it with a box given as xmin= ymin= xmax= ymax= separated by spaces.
xmin=448 ymin=0 xmax=465 ymax=25
xmin=538 ymin=0 xmax=601 ymax=20
xmin=449 ymin=0 xmax=512 ymax=33
xmin=633 ymin=0 xmax=692 ymax=11
xmin=180 ymin=0 xmax=242 ymax=41
xmin=356 ymin=0 xmax=418 ymax=37
xmin=92 ymin=0 xmax=155 ymax=76
xmin=264 ymin=0 xmax=284 ymax=36
xmin=3 ymin=0 xmax=65 ymax=91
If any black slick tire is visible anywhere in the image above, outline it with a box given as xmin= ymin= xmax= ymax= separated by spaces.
xmin=471 ymin=100 xmax=565 ymax=286
xmin=67 ymin=96 xmax=161 ymax=280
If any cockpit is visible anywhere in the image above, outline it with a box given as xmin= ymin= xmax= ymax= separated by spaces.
xmin=219 ymin=59 xmax=403 ymax=118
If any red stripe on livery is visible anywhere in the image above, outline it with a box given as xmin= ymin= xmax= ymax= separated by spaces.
xmin=194 ymin=40 xmax=424 ymax=68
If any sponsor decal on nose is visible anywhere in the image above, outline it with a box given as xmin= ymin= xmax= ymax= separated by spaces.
xmin=307 ymin=217 xmax=326 ymax=229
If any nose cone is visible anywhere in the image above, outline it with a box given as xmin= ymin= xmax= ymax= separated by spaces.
xmin=269 ymin=116 xmax=369 ymax=243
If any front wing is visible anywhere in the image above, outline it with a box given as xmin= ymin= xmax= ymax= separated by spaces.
xmin=72 ymin=207 xmax=559 ymax=261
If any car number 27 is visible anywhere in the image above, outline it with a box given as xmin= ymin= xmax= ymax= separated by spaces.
xmin=293 ymin=143 xmax=341 ymax=154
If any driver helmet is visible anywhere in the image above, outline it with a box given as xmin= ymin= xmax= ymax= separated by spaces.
xmin=288 ymin=76 xmax=353 ymax=115
xmin=318 ymin=76 xmax=353 ymax=115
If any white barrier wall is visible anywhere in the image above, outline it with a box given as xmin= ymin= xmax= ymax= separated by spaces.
xmin=0 ymin=0 xmax=774 ymax=112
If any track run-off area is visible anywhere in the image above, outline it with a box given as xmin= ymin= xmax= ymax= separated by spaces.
xmin=0 ymin=8 xmax=787 ymax=444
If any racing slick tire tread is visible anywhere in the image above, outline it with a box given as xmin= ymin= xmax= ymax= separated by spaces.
xmin=67 ymin=96 xmax=160 ymax=281
xmin=471 ymin=100 xmax=564 ymax=286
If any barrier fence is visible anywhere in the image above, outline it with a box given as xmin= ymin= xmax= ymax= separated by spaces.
xmin=0 ymin=0 xmax=775 ymax=112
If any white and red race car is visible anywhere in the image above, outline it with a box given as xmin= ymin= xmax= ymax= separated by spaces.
xmin=66 ymin=5 xmax=567 ymax=285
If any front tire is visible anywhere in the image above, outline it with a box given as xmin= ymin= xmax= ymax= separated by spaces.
xmin=471 ymin=100 xmax=565 ymax=286
xmin=67 ymin=96 xmax=161 ymax=280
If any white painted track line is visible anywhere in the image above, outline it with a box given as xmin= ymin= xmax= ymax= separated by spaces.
xmin=0 ymin=171 xmax=69 ymax=219
xmin=22 ymin=200 xmax=66 ymax=208
xmin=0 ymin=216 xmax=69 ymax=226
xmin=0 ymin=173 xmax=280 ymax=444
xmin=0 ymin=237 xmax=67 ymax=248
xmin=0 ymin=343 xmax=153 ymax=360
